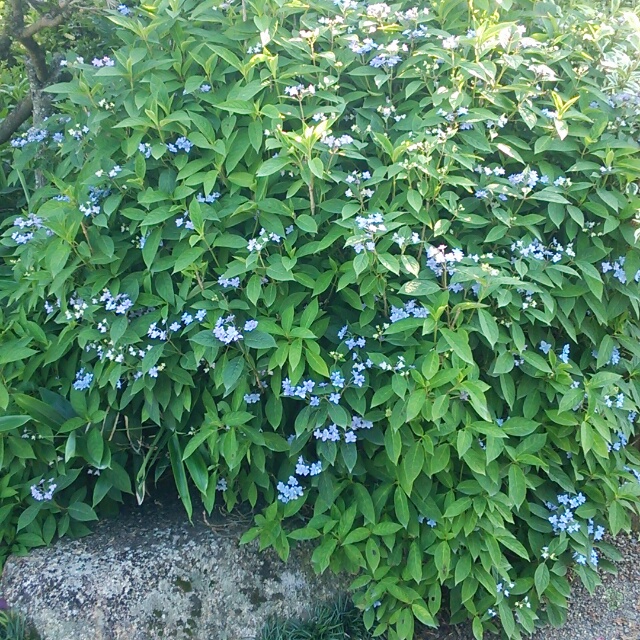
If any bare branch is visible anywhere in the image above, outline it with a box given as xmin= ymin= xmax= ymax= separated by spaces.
xmin=21 ymin=12 xmax=67 ymax=39
xmin=0 ymin=95 xmax=33 ymax=146
xmin=19 ymin=34 xmax=49 ymax=81
xmin=0 ymin=0 xmax=79 ymax=146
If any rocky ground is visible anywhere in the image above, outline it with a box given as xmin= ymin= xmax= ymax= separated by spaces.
xmin=2 ymin=490 xmax=639 ymax=640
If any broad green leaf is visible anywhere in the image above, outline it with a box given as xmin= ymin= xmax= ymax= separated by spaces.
xmin=441 ymin=328 xmax=474 ymax=365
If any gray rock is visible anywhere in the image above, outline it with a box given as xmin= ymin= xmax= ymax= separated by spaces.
xmin=0 ymin=498 xmax=348 ymax=640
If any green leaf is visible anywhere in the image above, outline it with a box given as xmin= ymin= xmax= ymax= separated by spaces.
xmin=305 ymin=349 xmax=329 ymax=376
xmin=412 ymin=603 xmax=437 ymax=628
xmin=441 ymin=328 xmax=474 ymax=364
xmin=534 ymin=563 xmax=550 ymax=596
xmin=68 ymin=502 xmax=99 ymax=522
xmin=296 ymin=215 xmax=318 ymax=233
xmin=608 ymin=500 xmax=627 ymax=535
xmin=366 ymin=538 xmax=380 ymax=572
xmin=246 ymin=274 xmax=262 ymax=306
xmin=522 ymin=351 xmax=552 ymax=373
xmin=288 ymin=527 xmax=321 ymax=541
xmin=508 ymin=464 xmax=527 ymax=508
xmin=384 ymin=427 xmax=402 ymax=465
xmin=454 ymin=553 xmax=472 ymax=585
xmin=531 ymin=188 xmax=569 ymax=204
xmin=342 ymin=527 xmax=370 ymax=545
xmin=372 ymin=521 xmax=402 ymax=535
xmin=472 ymin=617 xmax=484 ymax=640
xmin=0 ymin=415 xmax=30 ymax=432
xmin=256 ymin=156 xmax=292 ymax=177
xmin=353 ymin=484 xmax=375 ymax=524
xmin=173 ymin=247 xmax=204 ymax=273
xmin=218 ymin=100 xmax=254 ymax=114
xmin=244 ymin=331 xmax=277 ymax=349
xmin=494 ymin=351 xmax=514 ymax=375
xmin=407 ymin=540 xmax=422 ymax=583
xmin=444 ymin=497 xmax=472 ymax=519
xmin=309 ymin=157 xmax=324 ymax=179
xmin=399 ymin=280 xmax=440 ymax=296
xmin=168 ymin=434 xmax=193 ymax=521
xmin=17 ymin=503 xmax=43 ymax=531
xmin=394 ymin=486 xmax=410 ymax=528
xmin=400 ymin=442 xmax=425 ymax=491
xmin=434 ymin=541 xmax=451 ymax=580
xmin=86 ymin=428 xmax=104 ymax=466
xmin=185 ymin=452 xmax=209 ymax=493
xmin=222 ymin=357 xmax=244 ymax=393
xmin=477 ymin=310 xmax=499 ymax=347
xmin=0 ymin=339 xmax=37 ymax=364
xmin=311 ymin=537 xmax=338 ymax=573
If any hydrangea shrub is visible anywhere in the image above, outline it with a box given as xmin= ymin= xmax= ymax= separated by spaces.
xmin=2 ymin=0 xmax=640 ymax=638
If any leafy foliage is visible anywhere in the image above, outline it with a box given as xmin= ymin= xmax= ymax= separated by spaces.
xmin=258 ymin=594 xmax=372 ymax=640
xmin=0 ymin=609 xmax=34 ymax=640
xmin=2 ymin=0 xmax=640 ymax=638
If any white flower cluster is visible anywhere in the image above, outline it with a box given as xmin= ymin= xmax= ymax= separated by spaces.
xmin=247 ymin=228 xmax=282 ymax=252
xmin=321 ymin=132 xmax=354 ymax=150
xmin=65 ymin=295 xmax=88 ymax=321
xmin=284 ymin=84 xmax=316 ymax=98
xmin=31 ymin=479 xmax=57 ymax=501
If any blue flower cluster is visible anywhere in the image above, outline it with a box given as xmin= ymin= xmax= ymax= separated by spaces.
xmin=426 ymin=244 xmax=464 ymax=277
xmin=218 ymin=276 xmax=241 ymax=289
xmin=369 ymin=53 xmax=402 ymax=68
xmin=166 ymin=136 xmax=193 ymax=153
xmin=573 ymin=550 xmax=599 ymax=567
xmin=313 ymin=414 xmax=372 ymax=443
xmin=601 ymin=256 xmax=640 ymax=284
xmin=314 ymin=423 xmax=341 ymax=442
xmin=604 ymin=394 xmax=625 ymax=410
xmin=539 ymin=341 xmax=570 ymax=363
xmin=295 ymin=456 xmax=322 ymax=476
xmin=196 ymin=191 xmax=220 ymax=203
xmin=72 ymin=368 xmax=94 ymax=391
xmin=389 ymin=300 xmax=430 ymax=323
xmin=277 ymin=454 xmax=323 ymax=503
xmin=512 ymin=238 xmax=575 ymax=262
xmin=417 ymin=515 xmax=437 ymax=527
xmin=276 ymin=476 xmax=304 ymax=503
xmin=79 ymin=185 xmax=111 ymax=217
xmin=138 ymin=143 xmax=152 ymax=158
xmin=282 ymin=377 xmax=317 ymax=400
xmin=99 ymin=289 xmax=133 ymax=315
xmin=213 ymin=315 xmax=256 ymax=344
xmin=247 ymin=228 xmax=282 ymax=252
xmin=10 ymin=126 xmax=48 ymax=148
xmin=147 ymin=310 xmax=207 ymax=340
xmin=353 ymin=212 xmax=387 ymax=254
xmin=592 ymin=345 xmax=621 ymax=366
xmin=547 ymin=492 xmax=586 ymax=534
xmin=176 ymin=211 xmax=194 ymax=230
xmin=30 ymin=478 xmax=57 ymax=501
xmin=337 ymin=326 xmax=373 ymax=389
xmin=91 ymin=56 xmax=115 ymax=68
xmin=10 ymin=213 xmax=46 ymax=245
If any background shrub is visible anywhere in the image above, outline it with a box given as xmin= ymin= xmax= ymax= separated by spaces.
xmin=2 ymin=0 xmax=640 ymax=638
